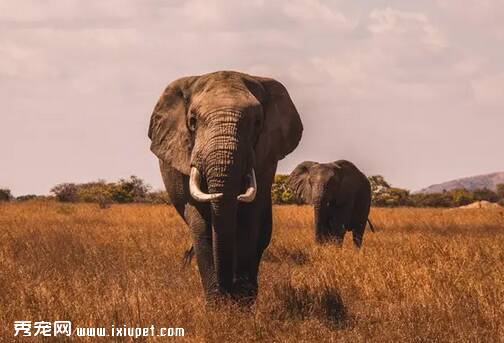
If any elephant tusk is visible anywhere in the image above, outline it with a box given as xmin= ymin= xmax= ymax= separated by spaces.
xmin=237 ymin=169 xmax=257 ymax=203
xmin=189 ymin=167 xmax=223 ymax=202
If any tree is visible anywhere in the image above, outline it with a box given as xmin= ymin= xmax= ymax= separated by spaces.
xmin=368 ymin=175 xmax=410 ymax=207
xmin=473 ymin=188 xmax=499 ymax=203
xmin=146 ymin=190 xmax=170 ymax=204
xmin=496 ymin=184 xmax=504 ymax=200
xmin=450 ymin=188 xmax=474 ymax=207
xmin=271 ymin=174 xmax=296 ymax=204
xmin=368 ymin=175 xmax=391 ymax=195
xmin=409 ymin=192 xmax=453 ymax=208
xmin=51 ymin=183 xmax=78 ymax=202
xmin=0 ymin=188 xmax=13 ymax=202
xmin=76 ymin=181 xmax=114 ymax=208
xmin=16 ymin=194 xmax=38 ymax=202
xmin=111 ymin=175 xmax=151 ymax=203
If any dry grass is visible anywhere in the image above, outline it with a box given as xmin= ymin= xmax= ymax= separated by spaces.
xmin=1 ymin=202 xmax=503 ymax=342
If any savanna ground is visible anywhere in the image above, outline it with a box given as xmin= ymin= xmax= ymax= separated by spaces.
xmin=1 ymin=202 xmax=503 ymax=342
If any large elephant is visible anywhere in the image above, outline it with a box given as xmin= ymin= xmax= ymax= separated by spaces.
xmin=288 ymin=160 xmax=373 ymax=247
xmin=148 ymin=71 xmax=303 ymax=302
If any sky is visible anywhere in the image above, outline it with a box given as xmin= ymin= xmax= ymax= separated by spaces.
xmin=1 ymin=0 xmax=504 ymax=195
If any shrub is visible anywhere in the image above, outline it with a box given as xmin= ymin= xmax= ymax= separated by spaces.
xmin=146 ymin=190 xmax=170 ymax=204
xmin=76 ymin=181 xmax=109 ymax=201
xmin=111 ymin=175 xmax=151 ymax=203
xmin=409 ymin=192 xmax=454 ymax=208
xmin=16 ymin=195 xmax=38 ymax=202
xmin=0 ymin=188 xmax=13 ymax=202
xmin=473 ymin=188 xmax=499 ymax=203
xmin=369 ymin=175 xmax=410 ymax=207
xmin=76 ymin=181 xmax=114 ymax=208
xmin=272 ymin=174 xmax=296 ymax=204
xmin=48 ymin=177 xmax=158 ymax=205
xmin=368 ymin=175 xmax=391 ymax=194
xmin=373 ymin=187 xmax=410 ymax=207
xmin=450 ymin=188 xmax=474 ymax=207
xmin=51 ymin=183 xmax=78 ymax=202
xmin=497 ymin=184 xmax=504 ymax=200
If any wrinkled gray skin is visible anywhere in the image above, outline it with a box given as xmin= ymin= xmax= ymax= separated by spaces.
xmin=148 ymin=71 xmax=303 ymax=303
xmin=288 ymin=160 xmax=372 ymax=247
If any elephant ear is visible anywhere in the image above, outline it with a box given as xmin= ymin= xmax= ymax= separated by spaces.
xmin=148 ymin=76 xmax=197 ymax=175
xmin=288 ymin=161 xmax=316 ymax=204
xmin=327 ymin=162 xmax=345 ymax=192
xmin=253 ymin=76 xmax=303 ymax=172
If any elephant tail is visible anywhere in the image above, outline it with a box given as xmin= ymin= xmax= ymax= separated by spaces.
xmin=181 ymin=245 xmax=195 ymax=268
xmin=367 ymin=218 xmax=375 ymax=232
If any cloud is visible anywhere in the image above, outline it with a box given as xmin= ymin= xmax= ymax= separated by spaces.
xmin=368 ymin=7 xmax=446 ymax=50
xmin=472 ymin=73 xmax=504 ymax=107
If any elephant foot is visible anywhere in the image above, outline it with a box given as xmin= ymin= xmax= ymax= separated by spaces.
xmin=203 ymin=281 xmax=257 ymax=308
xmin=232 ymin=278 xmax=258 ymax=306
xmin=204 ymin=293 xmax=234 ymax=310
xmin=316 ymin=233 xmax=332 ymax=244
xmin=204 ymin=292 xmax=256 ymax=310
xmin=316 ymin=233 xmax=344 ymax=246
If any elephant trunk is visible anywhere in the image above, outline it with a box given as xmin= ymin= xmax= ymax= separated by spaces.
xmin=200 ymin=114 xmax=251 ymax=295
xmin=312 ymin=185 xmax=329 ymax=243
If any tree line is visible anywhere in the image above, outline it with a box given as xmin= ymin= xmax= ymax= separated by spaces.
xmin=271 ymin=175 xmax=504 ymax=207
xmin=1 ymin=174 xmax=503 ymax=208
xmin=0 ymin=176 xmax=168 ymax=208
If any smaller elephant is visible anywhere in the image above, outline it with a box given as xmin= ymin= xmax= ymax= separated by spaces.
xmin=288 ymin=160 xmax=373 ymax=247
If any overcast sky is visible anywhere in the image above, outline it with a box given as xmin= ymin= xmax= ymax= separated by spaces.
xmin=1 ymin=0 xmax=504 ymax=195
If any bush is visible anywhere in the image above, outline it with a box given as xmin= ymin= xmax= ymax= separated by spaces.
xmin=369 ymin=175 xmax=410 ymax=207
xmin=146 ymin=190 xmax=170 ymax=204
xmin=373 ymin=187 xmax=410 ymax=207
xmin=369 ymin=175 xmax=391 ymax=194
xmin=409 ymin=192 xmax=454 ymax=208
xmin=111 ymin=176 xmax=151 ymax=203
xmin=0 ymin=188 xmax=13 ymax=202
xmin=473 ymin=188 xmax=499 ymax=203
xmin=76 ymin=181 xmax=114 ymax=208
xmin=51 ymin=183 xmax=78 ymax=202
xmin=48 ymin=177 xmax=163 ymax=205
xmin=16 ymin=195 xmax=38 ymax=202
xmin=497 ymin=184 xmax=504 ymax=200
xmin=272 ymin=174 xmax=297 ymax=204
xmin=449 ymin=188 xmax=474 ymax=207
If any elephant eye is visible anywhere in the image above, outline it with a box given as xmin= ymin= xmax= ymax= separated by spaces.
xmin=188 ymin=116 xmax=197 ymax=131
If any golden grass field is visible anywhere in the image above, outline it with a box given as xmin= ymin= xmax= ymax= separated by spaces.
xmin=1 ymin=201 xmax=503 ymax=342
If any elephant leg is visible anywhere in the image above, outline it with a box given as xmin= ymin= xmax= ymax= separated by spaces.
xmin=160 ymin=162 xmax=196 ymax=263
xmin=349 ymin=198 xmax=371 ymax=249
xmin=329 ymin=215 xmax=346 ymax=246
xmin=234 ymin=203 xmax=260 ymax=302
xmin=257 ymin=199 xmax=272 ymax=265
xmin=251 ymin=196 xmax=273 ymax=293
xmin=234 ymin=173 xmax=273 ymax=303
xmin=329 ymin=203 xmax=352 ymax=246
xmin=350 ymin=214 xmax=367 ymax=248
xmin=351 ymin=223 xmax=365 ymax=248
xmin=233 ymin=198 xmax=272 ymax=304
xmin=316 ymin=221 xmax=332 ymax=243
xmin=184 ymin=203 xmax=218 ymax=299
xmin=174 ymin=203 xmax=196 ymax=266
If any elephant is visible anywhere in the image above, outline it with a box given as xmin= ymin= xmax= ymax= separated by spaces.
xmin=288 ymin=160 xmax=373 ymax=247
xmin=148 ymin=71 xmax=303 ymax=303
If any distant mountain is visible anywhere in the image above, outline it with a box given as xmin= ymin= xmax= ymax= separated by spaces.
xmin=418 ymin=172 xmax=504 ymax=194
